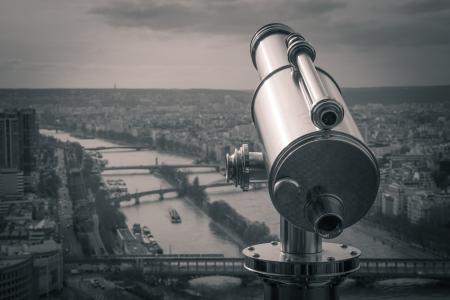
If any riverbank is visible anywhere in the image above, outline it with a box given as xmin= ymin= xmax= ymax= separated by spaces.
xmin=42 ymin=129 xmax=440 ymax=259
xmin=156 ymin=166 xmax=276 ymax=247
xmin=182 ymin=195 xmax=247 ymax=248
xmin=90 ymin=129 xmax=209 ymax=163
xmin=357 ymin=218 xmax=447 ymax=258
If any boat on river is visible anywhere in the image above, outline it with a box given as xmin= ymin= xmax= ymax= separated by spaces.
xmin=132 ymin=223 xmax=141 ymax=234
xmin=105 ymin=179 xmax=128 ymax=196
xmin=141 ymin=229 xmax=163 ymax=254
xmin=142 ymin=226 xmax=153 ymax=238
xmin=169 ymin=209 xmax=181 ymax=223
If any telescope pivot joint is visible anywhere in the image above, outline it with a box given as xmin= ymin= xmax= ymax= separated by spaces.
xmin=226 ymin=144 xmax=267 ymax=191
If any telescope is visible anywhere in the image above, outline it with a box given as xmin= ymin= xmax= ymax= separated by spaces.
xmin=226 ymin=23 xmax=380 ymax=300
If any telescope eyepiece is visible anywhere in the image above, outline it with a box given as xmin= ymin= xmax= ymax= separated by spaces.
xmin=311 ymin=100 xmax=344 ymax=130
xmin=317 ymin=214 xmax=342 ymax=234
xmin=306 ymin=193 xmax=344 ymax=239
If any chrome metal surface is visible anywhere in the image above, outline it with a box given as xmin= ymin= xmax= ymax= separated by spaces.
xmin=306 ymin=194 xmax=343 ymax=239
xmin=225 ymin=144 xmax=267 ymax=191
xmin=249 ymin=151 xmax=267 ymax=183
xmin=286 ymin=33 xmax=316 ymax=63
xmin=286 ymin=33 xmax=344 ymax=130
xmin=310 ymin=99 xmax=344 ymax=130
xmin=243 ymin=242 xmax=360 ymax=278
xmin=250 ymin=24 xmax=380 ymax=235
xmin=296 ymin=54 xmax=329 ymax=105
xmin=251 ymin=23 xmax=293 ymax=79
xmin=252 ymin=67 xmax=365 ymax=174
xmin=263 ymin=282 xmax=339 ymax=300
xmin=270 ymin=131 xmax=379 ymax=234
xmin=280 ymin=217 xmax=321 ymax=254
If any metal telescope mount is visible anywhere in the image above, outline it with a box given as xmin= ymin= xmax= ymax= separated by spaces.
xmin=225 ymin=23 xmax=380 ymax=300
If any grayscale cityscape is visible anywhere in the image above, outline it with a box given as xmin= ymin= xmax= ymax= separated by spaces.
xmin=1 ymin=1 xmax=450 ymax=300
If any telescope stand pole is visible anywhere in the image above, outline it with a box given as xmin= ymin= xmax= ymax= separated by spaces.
xmin=263 ymin=280 xmax=341 ymax=300
xmin=243 ymin=216 xmax=360 ymax=300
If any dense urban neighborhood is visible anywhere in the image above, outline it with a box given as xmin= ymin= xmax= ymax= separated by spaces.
xmin=1 ymin=87 xmax=450 ymax=299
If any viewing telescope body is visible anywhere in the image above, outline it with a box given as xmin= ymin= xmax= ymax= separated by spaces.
xmin=227 ymin=23 xmax=379 ymax=239
xmin=251 ymin=24 xmax=379 ymax=238
xmin=225 ymin=23 xmax=380 ymax=300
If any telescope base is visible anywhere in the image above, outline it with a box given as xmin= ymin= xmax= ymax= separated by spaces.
xmin=243 ymin=242 xmax=360 ymax=300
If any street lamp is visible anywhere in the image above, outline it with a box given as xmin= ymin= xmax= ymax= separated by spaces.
xmin=226 ymin=23 xmax=380 ymax=300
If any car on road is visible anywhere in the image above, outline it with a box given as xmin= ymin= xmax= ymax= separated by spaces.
xmin=70 ymin=269 xmax=79 ymax=275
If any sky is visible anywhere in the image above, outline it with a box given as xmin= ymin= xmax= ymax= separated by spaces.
xmin=0 ymin=0 xmax=449 ymax=89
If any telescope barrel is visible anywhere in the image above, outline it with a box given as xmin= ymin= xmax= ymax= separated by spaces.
xmin=286 ymin=33 xmax=344 ymax=130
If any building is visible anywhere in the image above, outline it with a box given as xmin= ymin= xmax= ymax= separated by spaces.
xmin=0 ymin=255 xmax=36 ymax=300
xmin=33 ymin=248 xmax=63 ymax=296
xmin=0 ymin=170 xmax=24 ymax=200
xmin=407 ymin=191 xmax=431 ymax=224
xmin=0 ymin=240 xmax=63 ymax=296
xmin=0 ymin=108 xmax=38 ymax=199
xmin=407 ymin=192 xmax=450 ymax=225
xmin=381 ymin=183 xmax=406 ymax=217
xmin=0 ymin=109 xmax=20 ymax=170
xmin=18 ymin=108 xmax=38 ymax=175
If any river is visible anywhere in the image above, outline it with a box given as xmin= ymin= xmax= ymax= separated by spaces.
xmin=41 ymin=130 xmax=450 ymax=299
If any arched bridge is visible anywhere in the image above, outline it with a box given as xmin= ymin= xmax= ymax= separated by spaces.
xmin=86 ymin=146 xmax=151 ymax=151
xmin=111 ymin=181 xmax=232 ymax=203
xmin=65 ymin=256 xmax=450 ymax=280
xmin=102 ymin=164 xmax=220 ymax=172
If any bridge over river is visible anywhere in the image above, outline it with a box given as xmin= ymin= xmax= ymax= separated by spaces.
xmin=86 ymin=145 xmax=152 ymax=151
xmin=102 ymin=164 xmax=220 ymax=172
xmin=110 ymin=181 xmax=233 ymax=204
xmin=66 ymin=256 xmax=450 ymax=281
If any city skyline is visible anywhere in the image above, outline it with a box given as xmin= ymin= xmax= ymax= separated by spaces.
xmin=1 ymin=0 xmax=450 ymax=89
xmin=1 ymin=89 xmax=450 ymax=299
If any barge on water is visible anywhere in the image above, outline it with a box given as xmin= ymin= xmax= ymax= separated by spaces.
xmin=130 ymin=223 xmax=163 ymax=254
xmin=132 ymin=223 xmax=141 ymax=234
xmin=142 ymin=226 xmax=153 ymax=238
xmin=169 ymin=209 xmax=181 ymax=223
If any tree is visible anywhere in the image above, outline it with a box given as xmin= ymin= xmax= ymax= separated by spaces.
xmin=243 ymin=221 xmax=272 ymax=245
xmin=432 ymin=170 xmax=449 ymax=192
xmin=38 ymin=170 xmax=61 ymax=198
xmin=399 ymin=145 xmax=411 ymax=154
xmin=192 ymin=176 xmax=200 ymax=188
xmin=95 ymin=189 xmax=127 ymax=253
xmin=79 ymin=234 xmax=91 ymax=257
xmin=156 ymin=135 xmax=167 ymax=149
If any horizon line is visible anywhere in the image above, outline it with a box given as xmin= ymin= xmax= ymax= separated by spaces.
xmin=1 ymin=84 xmax=450 ymax=91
